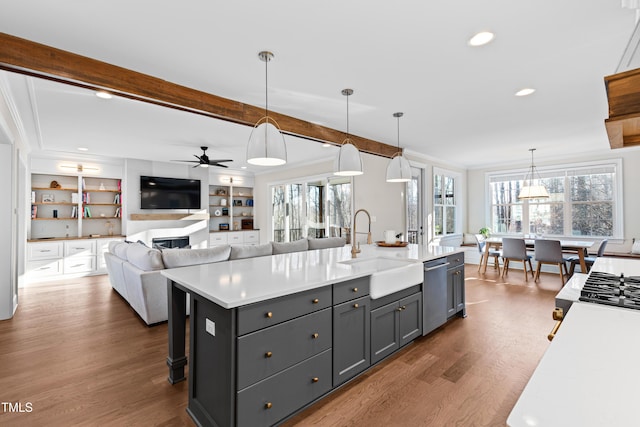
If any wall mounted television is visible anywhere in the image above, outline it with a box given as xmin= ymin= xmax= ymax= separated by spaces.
xmin=140 ymin=176 xmax=201 ymax=209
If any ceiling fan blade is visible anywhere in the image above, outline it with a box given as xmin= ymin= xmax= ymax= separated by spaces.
xmin=172 ymin=160 xmax=200 ymax=163
xmin=211 ymin=163 xmax=229 ymax=168
xmin=208 ymin=159 xmax=233 ymax=164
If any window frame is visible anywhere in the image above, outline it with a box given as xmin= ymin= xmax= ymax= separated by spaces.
xmin=433 ymin=167 xmax=462 ymax=238
xmin=485 ymin=159 xmax=623 ymax=239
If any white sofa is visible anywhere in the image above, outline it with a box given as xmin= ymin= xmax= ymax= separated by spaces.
xmin=104 ymin=237 xmax=345 ymax=325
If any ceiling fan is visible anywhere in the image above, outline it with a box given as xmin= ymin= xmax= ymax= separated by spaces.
xmin=173 ymin=146 xmax=233 ymax=168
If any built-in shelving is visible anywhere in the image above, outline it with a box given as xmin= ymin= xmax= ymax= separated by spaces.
xmin=208 ymin=184 xmax=254 ymax=232
xmin=30 ymin=173 xmax=122 ymax=240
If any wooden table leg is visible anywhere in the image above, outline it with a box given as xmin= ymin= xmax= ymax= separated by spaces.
xmin=481 ymin=243 xmax=491 ymax=273
xmin=578 ymin=249 xmax=588 ymax=273
xmin=167 ymin=279 xmax=187 ymax=384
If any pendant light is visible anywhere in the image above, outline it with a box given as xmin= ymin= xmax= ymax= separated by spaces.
xmin=246 ymin=51 xmax=287 ymax=166
xmin=334 ymin=89 xmax=363 ymax=176
xmin=518 ymin=148 xmax=549 ymax=199
xmin=386 ymin=112 xmax=412 ymax=182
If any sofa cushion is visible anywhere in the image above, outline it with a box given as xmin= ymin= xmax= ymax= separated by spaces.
xmin=229 ymin=243 xmax=273 ymax=260
xmin=161 ymin=245 xmax=231 ymax=268
xmin=308 ymin=237 xmax=346 ymax=250
xmin=108 ymin=240 xmax=122 ymax=255
xmin=113 ymin=242 xmax=130 ymax=260
xmin=126 ymin=243 xmax=165 ymax=271
xmin=272 ymin=238 xmax=309 ymax=255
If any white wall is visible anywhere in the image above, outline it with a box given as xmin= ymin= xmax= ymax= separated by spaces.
xmin=467 ymin=149 xmax=640 ymax=253
xmin=123 ymin=158 xmax=210 ymax=248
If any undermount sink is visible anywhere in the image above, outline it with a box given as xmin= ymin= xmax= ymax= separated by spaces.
xmin=338 ymin=256 xmax=423 ymax=299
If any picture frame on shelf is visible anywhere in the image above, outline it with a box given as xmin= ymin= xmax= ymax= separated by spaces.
xmin=219 ymin=223 xmax=229 ymax=231
xmin=42 ymin=194 xmax=54 ymax=203
xmin=216 ymin=188 xmax=227 ymax=196
xmin=233 ymin=199 xmax=242 ymax=206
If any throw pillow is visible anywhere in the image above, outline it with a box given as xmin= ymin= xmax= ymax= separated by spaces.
xmin=161 ymin=245 xmax=231 ymax=268
xmin=307 ymin=237 xmax=346 ymax=250
xmin=229 ymin=243 xmax=273 ymax=260
xmin=272 ymin=238 xmax=309 ymax=255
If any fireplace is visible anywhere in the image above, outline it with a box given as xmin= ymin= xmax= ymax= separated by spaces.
xmin=152 ymin=236 xmax=190 ymax=249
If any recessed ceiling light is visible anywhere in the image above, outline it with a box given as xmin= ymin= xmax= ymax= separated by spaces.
xmin=515 ymin=88 xmax=536 ymax=97
xmin=240 ymin=166 xmax=247 ymax=169
xmin=77 ymin=147 xmax=89 ymax=151
xmin=468 ymin=31 xmax=495 ymax=47
xmin=95 ymin=90 xmax=112 ymax=99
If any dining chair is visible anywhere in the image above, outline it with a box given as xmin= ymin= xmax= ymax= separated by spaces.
xmin=474 ymin=234 xmax=501 ymax=273
xmin=533 ymin=239 xmax=569 ymax=285
xmin=501 ymin=238 xmax=534 ymax=281
xmin=567 ymin=239 xmax=608 ymax=276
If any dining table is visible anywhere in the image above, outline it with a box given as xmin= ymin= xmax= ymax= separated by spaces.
xmin=480 ymin=237 xmax=594 ymax=274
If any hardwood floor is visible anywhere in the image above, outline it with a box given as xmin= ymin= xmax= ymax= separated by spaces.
xmin=0 ymin=265 xmax=560 ymax=426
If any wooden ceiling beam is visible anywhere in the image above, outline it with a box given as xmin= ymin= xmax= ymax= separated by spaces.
xmin=0 ymin=32 xmax=398 ymax=158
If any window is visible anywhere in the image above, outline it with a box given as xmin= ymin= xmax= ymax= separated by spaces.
xmin=271 ymin=176 xmax=351 ymax=242
xmin=488 ymin=161 xmax=622 ymax=238
xmin=434 ymin=168 xmax=459 ymax=236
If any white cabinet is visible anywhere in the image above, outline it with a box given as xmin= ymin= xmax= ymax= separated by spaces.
xmin=209 ymin=230 xmax=260 ymax=247
xmin=28 ymin=241 xmax=63 ymax=260
xmin=64 ymin=240 xmax=96 ymax=257
xmin=26 ymin=237 xmax=123 ymax=282
xmin=243 ymin=230 xmax=259 ymax=244
xmin=209 ymin=233 xmax=229 ymax=246
xmin=227 ymin=232 xmax=244 ymax=244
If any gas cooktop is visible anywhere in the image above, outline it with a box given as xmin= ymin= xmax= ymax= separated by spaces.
xmin=579 ymin=271 xmax=640 ymax=310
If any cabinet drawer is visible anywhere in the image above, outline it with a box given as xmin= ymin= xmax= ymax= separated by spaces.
xmin=228 ymin=231 xmax=243 ymax=244
xmin=236 ymin=349 xmax=332 ymax=427
xmin=237 ymin=308 xmax=331 ymax=389
xmin=27 ymin=259 xmax=63 ymax=277
xmin=446 ymin=252 xmax=464 ymax=268
xmin=28 ymin=242 xmax=63 ymax=260
xmin=209 ymin=233 xmax=228 ymax=246
xmin=333 ymin=276 xmax=370 ymax=305
xmin=243 ymin=231 xmax=259 ymax=244
xmin=64 ymin=240 xmax=96 ymax=257
xmin=238 ymin=286 xmax=332 ymax=335
xmin=63 ymin=256 xmax=96 ymax=274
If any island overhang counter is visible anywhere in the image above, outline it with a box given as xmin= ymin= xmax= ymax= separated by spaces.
xmin=162 ymin=243 xmax=464 ymax=427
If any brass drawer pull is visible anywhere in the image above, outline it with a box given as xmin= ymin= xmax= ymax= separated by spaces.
xmin=266 ymin=312 xmax=273 ymax=318
xmin=265 ymin=351 xmax=273 ymax=358
xmin=353 ymin=287 xmax=358 ymax=292
xmin=312 ymin=377 xmax=319 ymax=383
xmin=398 ymin=306 xmax=406 ymax=311
xmin=312 ymin=333 xmax=319 ymax=339
xmin=353 ymin=303 xmax=359 ymax=308
xmin=265 ymin=402 xmax=272 ymax=409
xmin=312 ymin=298 xmax=319 ymax=304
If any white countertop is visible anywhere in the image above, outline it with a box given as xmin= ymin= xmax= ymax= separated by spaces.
xmin=507 ymin=301 xmax=640 ymax=427
xmin=509 ymin=256 xmax=640 ymax=427
xmin=162 ymin=243 xmax=462 ymax=308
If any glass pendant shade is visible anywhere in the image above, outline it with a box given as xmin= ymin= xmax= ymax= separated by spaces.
xmin=334 ymin=140 xmax=363 ymax=176
xmin=386 ymin=155 xmax=412 ymax=182
xmin=247 ymin=119 xmax=287 ymax=166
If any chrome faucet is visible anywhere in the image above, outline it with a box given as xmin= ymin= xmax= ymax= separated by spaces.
xmin=352 ymin=209 xmax=372 ymax=258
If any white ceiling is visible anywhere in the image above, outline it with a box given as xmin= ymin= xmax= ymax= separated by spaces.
xmin=1 ymin=0 xmax=638 ymax=171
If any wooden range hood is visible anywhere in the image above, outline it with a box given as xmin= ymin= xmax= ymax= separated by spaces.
xmin=604 ymin=67 xmax=640 ymax=148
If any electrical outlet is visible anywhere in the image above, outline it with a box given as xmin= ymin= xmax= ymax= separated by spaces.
xmin=205 ymin=318 xmax=215 ymax=336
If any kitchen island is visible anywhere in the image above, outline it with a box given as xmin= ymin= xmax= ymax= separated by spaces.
xmin=163 ymin=243 xmax=464 ymax=427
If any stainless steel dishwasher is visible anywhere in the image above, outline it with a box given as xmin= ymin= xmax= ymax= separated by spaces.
xmin=423 ymin=258 xmax=449 ymax=335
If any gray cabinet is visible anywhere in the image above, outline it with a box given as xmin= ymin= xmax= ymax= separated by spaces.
xmin=371 ymin=292 xmax=422 ymax=364
xmin=333 ymin=295 xmax=370 ymax=386
xmin=446 ymin=253 xmax=466 ymax=318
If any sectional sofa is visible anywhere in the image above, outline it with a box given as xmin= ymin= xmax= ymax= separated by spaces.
xmin=103 ymin=237 xmax=346 ymax=325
